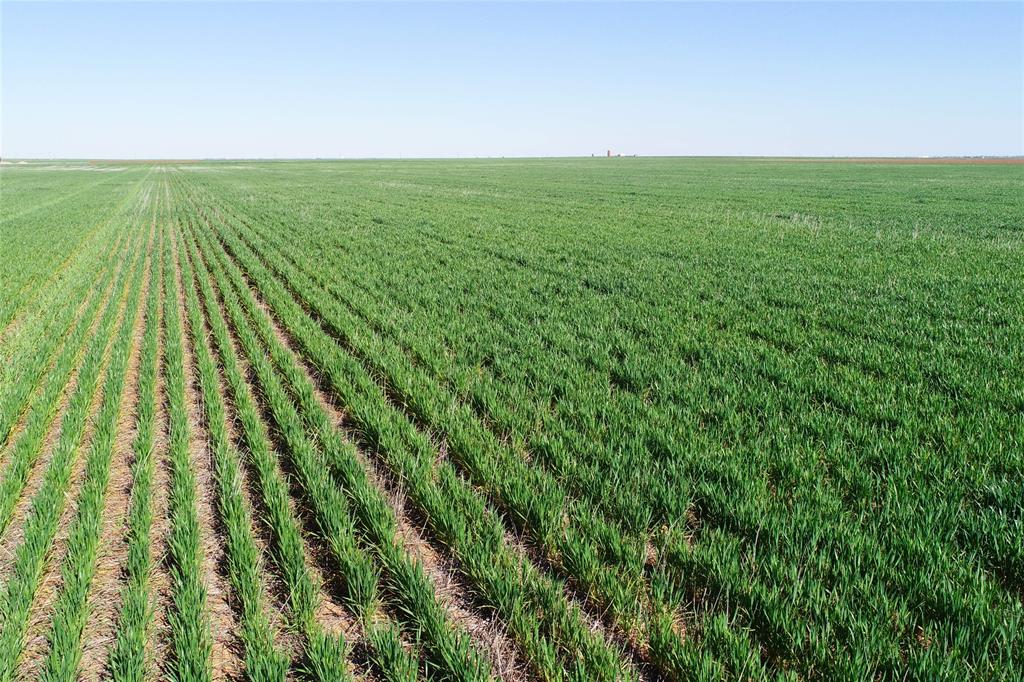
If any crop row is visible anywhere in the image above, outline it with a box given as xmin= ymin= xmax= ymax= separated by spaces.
xmin=1 ymin=159 xmax=1019 ymax=681
xmin=173 ymin=170 xmax=766 ymax=680
xmin=171 ymin=170 xmax=657 ymax=679
xmin=0 ymin=192 xmax=150 ymax=681
xmin=172 ymin=162 xmax=1022 ymax=680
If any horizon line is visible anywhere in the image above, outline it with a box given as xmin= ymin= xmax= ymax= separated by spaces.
xmin=4 ymin=155 xmax=1023 ymax=163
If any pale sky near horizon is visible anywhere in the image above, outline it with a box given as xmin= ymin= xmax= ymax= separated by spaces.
xmin=2 ymin=1 xmax=1021 ymax=159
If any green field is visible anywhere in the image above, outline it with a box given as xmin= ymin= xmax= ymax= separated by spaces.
xmin=0 ymin=158 xmax=1021 ymax=681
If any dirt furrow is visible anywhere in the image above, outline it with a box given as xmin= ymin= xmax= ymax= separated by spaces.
xmin=172 ymin=230 xmax=243 ymax=680
xmin=194 ymin=188 xmax=623 ymax=678
xmin=447 ymin=454 xmax=654 ymax=680
xmin=249 ymin=270 xmax=654 ymax=678
xmin=178 ymin=224 xmax=373 ymax=674
xmin=382 ymin=468 xmax=528 ymax=681
xmin=147 ymin=247 xmax=173 ymax=677
xmin=0 ymin=255 xmax=128 ymax=581
xmin=189 ymin=273 xmax=299 ymax=664
xmin=209 ymin=279 xmax=362 ymax=651
xmin=16 ymin=252 xmax=142 ymax=681
xmin=77 ymin=221 xmax=157 ymax=681
xmin=0 ymin=372 xmax=82 ymax=587
xmin=234 ymin=243 xmax=649 ymax=678
xmin=246 ymin=283 xmax=527 ymax=681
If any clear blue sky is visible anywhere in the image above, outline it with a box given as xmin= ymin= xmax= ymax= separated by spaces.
xmin=2 ymin=1 xmax=1021 ymax=158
